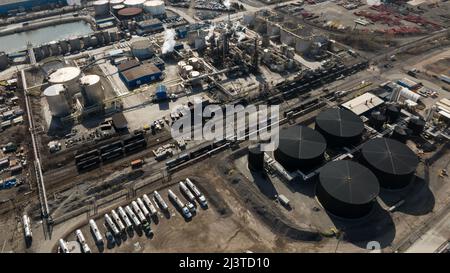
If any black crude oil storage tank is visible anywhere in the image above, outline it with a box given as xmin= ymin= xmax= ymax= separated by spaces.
xmin=274 ymin=126 xmax=327 ymax=172
xmin=315 ymin=108 xmax=364 ymax=148
xmin=316 ymin=160 xmax=380 ymax=219
xmin=385 ymin=104 xmax=400 ymax=123
xmin=360 ymin=138 xmax=418 ymax=190
xmin=390 ymin=125 xmax=408 ymax=143
xmin=369 ymin=111 xmax=386 ymax=131
xmin=248 ymin=144 xmax=264 ymax=172
xmin=408 ymin=117 xmax=425 ymax=136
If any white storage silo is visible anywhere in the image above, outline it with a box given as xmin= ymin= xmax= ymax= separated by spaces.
xmin=188 ymin=57 xmax=201 ymax=70
xmin=80 ymin=75 xmax=104 ymax=106
xmin=143 ymin=0 xmax=165 ymax=16
xmin=48 ymin=67 xmax=82 ymax=96
xmin=93 ymin=0 xmax=110 ymax=16
xmin=131 ymin=39 xmax=154 ymax=60
xmin=189 ymin=71 xmax=201 ymax=85
xmin=124 ymin=0 xmax=145 ymax=8
xmin=44 ymin=84 xmax=71 ymax=117
xmin=110 ymin=0 xmax=124 ymax=5
xmin=183 ymin=65 xmax=193 ymax=77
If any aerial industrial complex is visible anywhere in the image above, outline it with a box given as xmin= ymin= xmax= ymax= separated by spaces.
xmin=0 ymin=0 xmax=449 ymax=254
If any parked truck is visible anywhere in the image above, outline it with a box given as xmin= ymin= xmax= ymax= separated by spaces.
xmin=58 ymin=239 xmax=70 ymax=253
xmin=105 ymin=213 xmax=120 ymax=236
xmin=153 ymin=190 xmax=169 ymax=211
xmin=179 ymin=181 xmax=195 ymax=202
xmin=22 ymin=214 xmax=32 ymax=244
xmin=111 ymin=209 xmax=126 ymax=233
xmin=168 ymin=189 xmax=192 ymax=219
xmin=89 ymin=219 xmax=103 ymax=245
xmin=142 ymin=194 xmax=158 ymax=216
xmin=117 ymin=206 xmax=133 ymax=230
xmin=137 ymin=197 xmax=150 ymax=218
xmin=131 ymin=201 xmax=147 ymax=223
xmin=75 ymin=229 xmax=91 ymax=253
xmin=125 ymin=205 xmax=141 ymax=227
xmin=185 ymin=178 xmax=208 ymax=207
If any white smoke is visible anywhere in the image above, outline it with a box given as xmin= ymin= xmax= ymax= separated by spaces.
xmin=236 ymin=32 xmax=246 ymax=42
xmin=66 ymin=0 xmax=81 ymax=5
xmin=223 ymin=0 xmax=231 ymax=9
xmin=162 ymin=28 xmax=176 ymax=54
xmin=366 ymin=0 xmax=381 ymax=5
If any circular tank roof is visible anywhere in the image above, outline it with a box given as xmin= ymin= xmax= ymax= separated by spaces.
xmin=80 ymin=75 xmax=100 ymax=86
xmin=132 ymin=39 xmax=151 ymax=49
xmin=110 ymin=0 xmax=124 ymax=4
xmin=93 ymin=0 xmax=109 ymax=5
xmin=48 ymin=67 xmax=81 ymax=83
xmin=315 ymin=108 xmax=364 ymax=139
xmin=277 ymin=126 xmax=326 ymax=161
xmin=145 ymin=0 xmax=164 ymax=7
xmin=118 ymin=7 xmax=143 ymax=16
xmin=44 ymin=84 xmax=66 ymax=96
xmin=112 ymin=4 xmax=125 ymax=10
xmin=319 ymin=160 xmax=379 ymax=205
xmin=361 ymin=138 xmax=418 ymax=176
xmin=124 ymin=0 xmax=145 ymax=5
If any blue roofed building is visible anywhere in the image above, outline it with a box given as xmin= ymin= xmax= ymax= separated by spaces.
xmin=0 ymin=0 xmax=65 ymax=15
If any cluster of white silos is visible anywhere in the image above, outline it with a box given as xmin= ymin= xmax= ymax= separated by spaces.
xmin=44 ymin=66 xmax=105 ymax=117
xmin=178 ymin=58 xmax=202 ymax=85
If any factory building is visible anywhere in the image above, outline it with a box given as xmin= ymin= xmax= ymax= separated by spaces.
xmin=360 ymin=138 xmax=419 ymax=190
xmin=119 ymin=63 xmax=162 ymax=89
xmin=0 ymin=0 xmax=64 ymax=15
xmin=316 ymin=160 xmax=380 ymax=219
xmin=274 ymin=126 xmax=326 ymax=172
xmin=136 ymin=18 xmax=164 ymax=35
xmin=315 ymin=108 xmax=364 ymax=148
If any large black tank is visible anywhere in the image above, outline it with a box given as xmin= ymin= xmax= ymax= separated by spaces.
xmin=315 ymin=108 xmax=364 ymax=148
xmin=386 ymin=105 xmax=400 ymax=123
xmin=274 ymin=126 xmax=326 ymax=172
xmin=390 ymin=125 xmax=408 ymax=143
xmin=316 ymin=160 xmax=380 ymax=219
xmin=248 ymin=144 xmax=264 ymax=172
xmin=408 ymin=117 xmax=426 ymax=136
xmin=360 ymin=138 xmax=418 ymax=189
xmin=369 ymin=111 xmax=386 ymax=131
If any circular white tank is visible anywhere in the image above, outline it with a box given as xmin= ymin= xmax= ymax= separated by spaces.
xmin=184 ymin=65 xmax=193 ymax=75
xmin=80 ymin=75 xmax=104 ymax=106
xmin=110 ymin=0 xmax=124 ymax=5
xmin=124 ymin=0 xmax=145 ymax=8
xmin=144 ymin=0 xmax=165 ymax=16
xmin=94 ymin=0 xmax=110 ymax=16
xmin=111 ymin=4 xmax=125 ymax=14
xmin=44 ymin=84 xmax=71 ymax=117
xmin=48 ymin=67 xmax=82 ymax=96
xmin=131 ymin=39 xmax=154 ymax=60
xmin=188 ymin=57 xmax=201 ymax=70
xmin=189 ymin=71 xmax=201 ymax=85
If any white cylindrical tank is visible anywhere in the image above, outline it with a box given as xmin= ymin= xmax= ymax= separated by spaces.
xmin=110 ymin=0 xmax=124 ymax=5
xmin=58 ymin=239 xmax=70 ymax=253
xmin=111 ymin=4 xmax=125 ymax=15
xmin=142 ymin=194 xmax=157 ymax=215
xmin=75 ymin=229 xmax=86 ymax=244
xmin=131 ymin=201 xmax=146 ymax=223
xmin=179 ymin=181 xmax=195 ymax=202
xmin=68 ymin=36 xmax=81 ymax=52
xmin=89 ymin=219 xmax=103 ymax=244
xmin=168 ymin=189 xmax=184 ymax=209
xmin=117 ymin=206 xmax=133 ymax=229
xmin=80 ymin=75 xmax=104 ymax=106
xmin=131 ymin=39 xmax=154 ymax=60
xmin=124 ymin=0 xmax=145 ymax=8
xmin=189 ymin=71 xmax=201 ymax=85
xmin=137 ymin=197 xmax=150 ymax=218
xmin=48 ymin=66 xmax=81 ymax=96
xmin=184 ymin=65 xmax=193 ymax=74
xmin=111 ymin=209 xmax=126 ymax=232
xmin=125 ymin=205 xmax=141 ymax=226
xmin=153 ymin=190 xmax=168 ymax=211
xmin=94 ymin=0 xmax=110 ymax=16
xmin=44 ymin=84 xmax=71 ymax=117
xmin=143 ymin=0 xmax=165 ymax=16
xmin=400 ymin=87 xmax=421 ymax=102
xmin=105 ymin=213 xmax=120 ymax=236
xmin=186 ymin=178 xmax=202 ymax=197
xmin=22 ymin=215 xmax=32 ymax=239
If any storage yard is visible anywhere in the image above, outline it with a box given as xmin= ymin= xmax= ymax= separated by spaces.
xmin=0 ymin=0 xmax=449 ymax=254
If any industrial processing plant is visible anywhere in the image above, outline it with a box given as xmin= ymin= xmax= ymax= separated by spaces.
xmin=0 ymin=0 xmax=449 ymax=257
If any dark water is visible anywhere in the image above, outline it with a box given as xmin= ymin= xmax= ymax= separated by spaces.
xmin=0 ymin=21 xmax=93 ymax=53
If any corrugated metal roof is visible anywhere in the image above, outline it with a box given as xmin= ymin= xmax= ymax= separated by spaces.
xmin=117 ymin=59 xmax=140 ymax=72
xmin=121 ymin=63 xmax=161 ymax=82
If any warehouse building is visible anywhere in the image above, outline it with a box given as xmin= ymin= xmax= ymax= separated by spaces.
xmin=119 ymin=63 xmax=162 ymax=89
xmin=0 ymin=0 xmax=64 ymax=15
xmin=136 ymin=18 xmax=164 ymax=35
